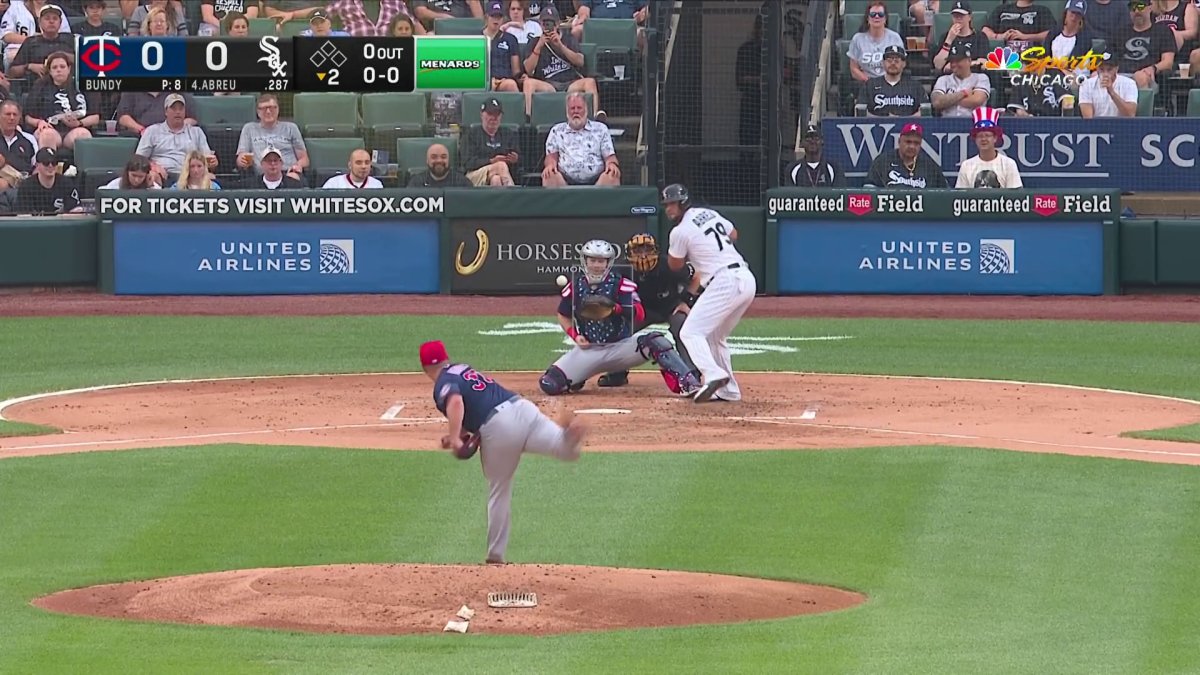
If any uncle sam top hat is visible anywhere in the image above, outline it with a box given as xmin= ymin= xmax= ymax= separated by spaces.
xmin=970 ymin=106 xmax=1003 ymax=140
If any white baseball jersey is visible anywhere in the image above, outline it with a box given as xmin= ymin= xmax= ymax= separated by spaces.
xmin=1 ymin=2 xmax=74 ymax=39
xmin=320 ymin=174 xmax=383 ymax=189
xmin=667 ymin=206 xmax=746 ymax=282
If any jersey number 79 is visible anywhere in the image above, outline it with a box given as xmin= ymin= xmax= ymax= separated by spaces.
xmin=702 ymin=221 xmax=732 ymax=251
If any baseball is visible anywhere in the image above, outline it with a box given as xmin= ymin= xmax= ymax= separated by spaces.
xmin=556 ymin=275 xmax=569 ymax=287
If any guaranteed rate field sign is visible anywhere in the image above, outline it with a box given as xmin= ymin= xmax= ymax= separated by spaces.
xmin=415 ymin=36 xmax=488 ymax=91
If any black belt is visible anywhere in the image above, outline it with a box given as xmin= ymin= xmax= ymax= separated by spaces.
xmin=481 ymin=395 xmax=520 ymax=427
xmin=727 ymin=263 xmax=741 ymax=270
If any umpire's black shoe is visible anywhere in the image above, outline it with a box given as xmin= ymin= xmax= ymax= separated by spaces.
xmin=598 ymin=371 xmax=629 ymax=387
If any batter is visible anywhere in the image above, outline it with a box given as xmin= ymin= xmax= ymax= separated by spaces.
xmin=663 ymin=184 xmax=758 ymax=402
xmin=420 ymin=340 xmax=587 ymax=565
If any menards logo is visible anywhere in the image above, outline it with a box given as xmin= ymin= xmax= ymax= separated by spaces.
xmin=479 ymin=322 xmax=854 ymax=355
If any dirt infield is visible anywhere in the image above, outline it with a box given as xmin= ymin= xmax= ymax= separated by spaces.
xmin=33 ymin=563 xmax=866 ymax=636
xmin=2 ymin=290 xmax=1199 ymax=322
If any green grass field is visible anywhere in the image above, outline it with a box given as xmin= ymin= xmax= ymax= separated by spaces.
xmin=2 ymin=315 xmax=1200 ymax=674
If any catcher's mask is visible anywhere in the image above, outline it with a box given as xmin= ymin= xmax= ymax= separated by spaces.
xmin=625 ymin=233 xmax=659 ymax=273
xmin=579 ymin=239 xmax=617 ymax=284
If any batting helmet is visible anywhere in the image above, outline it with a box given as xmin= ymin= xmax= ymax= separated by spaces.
xmin=661 ymin=183 xmax=691 ymax=209
xmin=625 ymin=233 xmax=659 ymax=273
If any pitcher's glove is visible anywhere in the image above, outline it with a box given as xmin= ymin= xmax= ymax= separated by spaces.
xmin=443 ymin=433 xmax=481 ymax=460
xmin=577 ymin=294 xmax=620 ymax=321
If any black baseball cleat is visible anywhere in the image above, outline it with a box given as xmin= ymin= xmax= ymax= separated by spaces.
xmin=568 ymin=381 xmax=585 ymax=393
xmin=598 ymin=371 xmax=629 ymax=387
xmin=693 ymin=377 xmax=730 ymax=403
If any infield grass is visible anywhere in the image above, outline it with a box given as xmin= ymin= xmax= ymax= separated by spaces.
xmin=2 ymin=313 xmax=1200 ymax=674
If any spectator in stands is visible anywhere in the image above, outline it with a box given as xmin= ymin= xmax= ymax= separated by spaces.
xmin=241 ymin=146 xmax=303 ymax=189
xmin=522 ymin=3 xmax=604 ymax=119
xmin=0 ymin=99 xmax=37 ymax=191
xmin=263 ymin=0 xmax=326 ymax=24
xmin=236 ymin=93 xmax=307 ymax=179
xmin=174 ymin=149 xmax=220 ymax=190
xmin=414 ymin=0 xmax=482 ymax=32
xmin=198 ymin=0 xmax=256 ymax=36
xmin=327 ymin=0 xmax=423 ymax=37
xmin=484 ymin=0 xmax=522 ymax=92
xmin=1044 ymin=0 xmax=1100 ymax=84
xmin=542 ymin=91 xmax=619 ymax=187
xmin=1151 ymin=0 xmax=1198 ymax=84
xmin=864 ymin=122 xmax=948 ymax=188
xmin=735 ymin=16 xmax=762 ymax=151
xmin=408 ymin=143 xmax=472 ymax=187
xmin=136 ymin=93 xmax=216 ymax=184
xmin=222 ymin=9 xmax=247 ymax=35
xmin=570 ymin=0 xmax=646 ymax=42
xmin=24 ymin=51 xmax=97 ymax=151
xmin=1117 ymin=0 xmax=1176 ymax=87
xmin=847 ymin=2 xmax=904 ymax=87
xmin=127 ymin=0 xmax=186 ymax=35
xmin=862 ymin=45 xmax=928 ymax=116
xmin=17 ymin=147 xmax=82 ymax=213
xmin=388 ymin=11 xmax=417 ymax=35
xmin=503 ymin=0 xmax=541 ymax=44
xmin=321 ymin=148 xmax=383 ymax=188
xmin=303 ymin=9 xmax=350 ymax=36
xmin=933 ymin=1 xmax=990 ymax=73
xmin=1079 ymin=50 xmax=1138 ymax=115
xmin=9 ymin=4 xmax=73 ymax=81
xmin=99 ymin=154 xmax=161 ymax=189
xmin=1006 ymin=76 xmax=1073 ymax=114
xmin=932 ymin=43 xmax=991 ymax=117
xmin=1086 ymin=0 xmax=1129 ymax=47
xmin=76 ymin=0 xmax=120 ymax=36
xmin=983 ymin=0 xmax=1055 ymax=54
xmin=783 ymin=123 xmax=845 ymax=187
xmin=2 ymin=0 xmax=73 ymax=70
xmin=909 ymin=0 xmax=941 ymax=37
xmin=462 ymin=97 xmax=518 ymax=187
xmin=956 ymin=107 xmax=1022 ymax=188
xmin=115 ymin=91 xmax=197 ymax=135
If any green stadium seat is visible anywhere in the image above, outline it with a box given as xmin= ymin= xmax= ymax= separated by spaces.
xmin=279 ymin=20 xmax=309 ymax=38
xmin=462 ymin=91 xmax=526 ymax=123
xmin=1091 ymin=38 xmax=1106 ymax=53
xmin=247 ymin=17 xmax=277 ymax=36
xmin=583 ymin=18 xmax=637 ymax=52
xmin=1136 ymin=88 xmax=1155 ymax=116
xmin=192 ymin=95 xmax=256 ymax=126
xmin=293 ymin=92 xmax=361 ymax=137
xmin=433 ymin=17 xmax=484 ymax=35
xmin=361 ymin=92 xmax=429 ymax=152
xmin=74 ymin=136 xmax=139 ymax=194
xmin=305 ymin=136 xmax=367 ymax=186
xmin=578 ymin=42 xmax=597 ymax=76
xmin=1187 ymin=88 xmax=1200 ymax=116
xmin=397 ymin=137 xmax=460 ymax=176
xmin=530 ymin=92 xmax=594 ymax=132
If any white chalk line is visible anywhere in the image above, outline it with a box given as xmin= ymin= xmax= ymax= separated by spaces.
xmin=0 ymin=420 xmax=440 ymax=452
xmin=380 ymin=403 xmax=406 ymax=420
xmin=725 ymin=417 xmax=1200 ymax=459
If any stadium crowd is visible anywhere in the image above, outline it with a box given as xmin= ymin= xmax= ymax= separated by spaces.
xmin=0 ymin=0 xmax=644 ymax=214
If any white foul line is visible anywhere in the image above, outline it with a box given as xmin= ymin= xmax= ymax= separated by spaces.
xmin=0 ymin=420 xmax=440 ymax=452
xmin=725 ymin=417 xmax=1200 ymax=459
xmin=380 ymin=403 xmax=406 ymax=420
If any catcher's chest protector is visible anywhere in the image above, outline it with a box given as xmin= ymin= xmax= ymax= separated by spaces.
xmin=575 ymin=273 xmax=628 ymax=345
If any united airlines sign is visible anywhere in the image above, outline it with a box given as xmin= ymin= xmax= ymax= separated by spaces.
xmin=822 ymin=118 xmax=1199 ymax=192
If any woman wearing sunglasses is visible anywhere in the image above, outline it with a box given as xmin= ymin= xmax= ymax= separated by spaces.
xmin=847 ymin=3 xmax=904 ymax=86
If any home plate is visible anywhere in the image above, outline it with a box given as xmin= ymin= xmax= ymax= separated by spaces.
xmin=575 ymin=408 xmax=632 ymax=415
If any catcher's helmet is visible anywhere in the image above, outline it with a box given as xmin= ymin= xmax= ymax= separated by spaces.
xmin=661 ymin=183 xmax=691 ymax=209
xmin=579 ymin=239 xmax=617 ymax=284
xmin=625 ymin=233 xmax=659 ymax=273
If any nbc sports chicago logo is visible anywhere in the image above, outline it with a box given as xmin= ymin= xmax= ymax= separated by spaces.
xmin=319 ymin=239 xmax=355 ymax=274
xmin=978 ymin=239 xmax=1015 ymax=275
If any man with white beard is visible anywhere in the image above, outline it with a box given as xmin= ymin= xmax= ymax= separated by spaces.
xmin=541 ymin=92 xmax=620 ymax=187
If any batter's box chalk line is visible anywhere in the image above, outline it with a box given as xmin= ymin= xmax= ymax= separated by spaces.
xmin=488 ymin=592 xmax=538 ymax=608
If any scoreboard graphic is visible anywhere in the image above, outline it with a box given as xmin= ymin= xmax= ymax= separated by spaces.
xmin=76 ymin=35 xmax=488 ymax=94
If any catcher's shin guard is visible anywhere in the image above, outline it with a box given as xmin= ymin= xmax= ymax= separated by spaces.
xmin=539 ymin=365 xmax=573 ymax=395
xmin=636 ymin=332 xmax=701 ymax=394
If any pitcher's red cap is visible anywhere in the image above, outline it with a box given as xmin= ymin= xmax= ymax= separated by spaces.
xmin=419 ymin=340 xmax=449 ymax=366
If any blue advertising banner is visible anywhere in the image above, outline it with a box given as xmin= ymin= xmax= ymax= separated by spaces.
xmin=113 ymin=221 xmax=439 ymax=294
xmin=778 ymin=220 xmax=1104 ymax=294
xmin=821 ymin=117 xmax=1200 ymax=192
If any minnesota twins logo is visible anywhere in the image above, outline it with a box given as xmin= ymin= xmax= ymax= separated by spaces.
xmin=257 ymin=36 xmax=288 ymax=78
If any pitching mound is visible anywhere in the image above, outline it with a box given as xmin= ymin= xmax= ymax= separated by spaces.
xmin=32 ymin=564 xmax=865 ymax=636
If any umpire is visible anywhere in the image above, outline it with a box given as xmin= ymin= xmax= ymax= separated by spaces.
xmin=599 ymin=232 xmax=701 ymax=387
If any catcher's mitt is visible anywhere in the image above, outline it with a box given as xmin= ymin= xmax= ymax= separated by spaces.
xmin=577 ymin=294 xmax=619 ymax=321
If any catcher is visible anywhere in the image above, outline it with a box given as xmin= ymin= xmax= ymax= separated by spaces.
xmin=538 ymin=239 xmax=700 ymax=396
xmin=597 ymin=232 xmax=702 ymax=393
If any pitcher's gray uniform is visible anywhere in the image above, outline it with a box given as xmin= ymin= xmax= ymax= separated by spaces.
xmin=539 ymin=239 xmax=699 ymax=395
xmin=421 ymin=340 xmax=585 ymax=564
